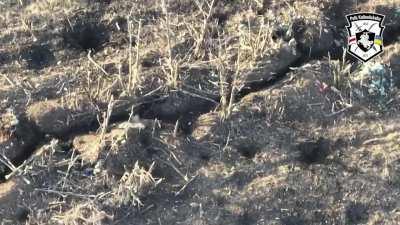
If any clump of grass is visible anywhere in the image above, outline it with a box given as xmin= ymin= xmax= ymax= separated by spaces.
xmin=226 ymin=33 xmax=244 ymax=119
xmin=325 ymin=50 xmax=356 ymax=114
xmin=328 ymin=49 xmax=352 ymax=91
xmin=25 ymin=0 xmax=76 ymax=15
xmin=237 ymin=11 xmax=279 ymax=65
xmin=213 ymin=23 xmax=244 ymax=120
xmin=127 ymin=12 xmax=142 ymax=94
xmin=53 ymin=202 xmax=113 ymax=225
xmin=220 ymin=11 xmax=280 ymax=119
xmin=212 ymin=28 xmax=230 ymax=120
xmin=160 ymin=0 xmax=180 ymax=89
xmin=191 ymin=0 xmax=215 ymax=58
xmin=112 ymin=162 xmax=162 ymax=207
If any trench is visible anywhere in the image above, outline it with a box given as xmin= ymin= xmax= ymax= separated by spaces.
xmin=236 ymin=57 xmax=306 ymax=99
xmin=1 ymin=25 xmax=397 ymax=181
xmin=0 ymin=54 xmax=307 ymax=181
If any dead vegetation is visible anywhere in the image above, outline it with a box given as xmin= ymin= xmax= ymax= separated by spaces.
xmin=0 ymin=0 xmax=400 ymax=224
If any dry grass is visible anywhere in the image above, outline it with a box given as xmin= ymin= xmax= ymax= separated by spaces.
xmin=126 ymin=14 xmax=143 ymax=93
xmin=328 ymin=49 xmax=352 ymax=91
xmin=1 ymin=0 xmax=400 ymax=224
xmin=52 ymin=202 xmax=113 ymax=225
xmin=24 ymin=0 xmax=77 ymax=15
xmin=160 ymin=0 xmax=181 ymax=89
xmin=112 ymin=162 xmax=162 ymax=207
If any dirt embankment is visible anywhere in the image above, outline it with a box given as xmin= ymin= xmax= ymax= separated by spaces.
xmin=0 ymin=0 xmax=400 ymax=224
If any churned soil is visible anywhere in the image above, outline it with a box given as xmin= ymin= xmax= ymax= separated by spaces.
xmin=0 ymin=0 xmax=400 ymax=225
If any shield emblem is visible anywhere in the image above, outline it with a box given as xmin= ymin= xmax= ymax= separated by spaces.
xmin=346 ymin=13 xmax=385 ymax=62
xmin=356 ymin=30 xmax=375 ymax=52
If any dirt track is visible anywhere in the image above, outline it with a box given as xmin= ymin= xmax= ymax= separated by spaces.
xmin=0 ymin=0 xmax=400 ymax=224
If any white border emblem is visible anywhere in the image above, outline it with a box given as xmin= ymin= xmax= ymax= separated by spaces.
xmin=346 ymin=13 xmax=385 ymax=62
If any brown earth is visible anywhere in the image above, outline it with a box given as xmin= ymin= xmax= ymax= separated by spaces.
xmin=0 ymin=0 xmax=400 ymax=225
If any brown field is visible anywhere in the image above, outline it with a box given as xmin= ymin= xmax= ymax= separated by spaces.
xmin=0 ymin=0 xmax=400 ymax=224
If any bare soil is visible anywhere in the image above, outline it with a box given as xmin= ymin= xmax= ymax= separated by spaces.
xmin=0 ymin=0 xmax=400 ymax=225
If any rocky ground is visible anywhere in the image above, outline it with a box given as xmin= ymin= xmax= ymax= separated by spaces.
xmin=0 ymin=0 xmax=400 ymax=224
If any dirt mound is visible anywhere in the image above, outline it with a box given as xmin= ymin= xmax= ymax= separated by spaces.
xmin=27 ymin=100 xmax=72 ymax=136
xmin=0 ymin=178 xmax=32 ymax=222
xmin=1 ymin=0 xmax=400 ymax=224
xmin=0 ymin=110 xmax=40 ymax=180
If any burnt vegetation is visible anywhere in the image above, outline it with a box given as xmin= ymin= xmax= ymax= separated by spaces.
xmin=0 ymin=0 xmax=400 ymax=224
xmin=62 ymin=12 xmax=110 ymax=52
